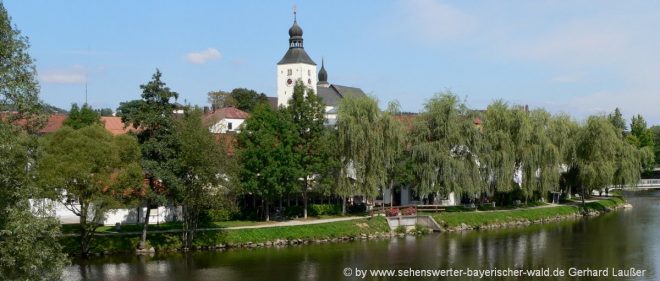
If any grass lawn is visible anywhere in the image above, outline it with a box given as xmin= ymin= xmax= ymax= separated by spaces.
xmin=60 ymin=216 xmax=388 ymax=254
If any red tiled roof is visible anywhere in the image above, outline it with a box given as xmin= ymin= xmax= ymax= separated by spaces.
xmin=40 ymin=114 xmax=67 ymax=134
xmin=101 ymin=116 xmax=136 ymax=135
xmin=203 ymin=107 xmax=250 ymax=127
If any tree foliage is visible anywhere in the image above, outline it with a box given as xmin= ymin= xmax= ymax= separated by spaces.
xmin=174 ymin=108 xmax=233 ymax=248
xmin=0 ymin=2 xmax=46 ymax=132
xmin=64 ymin=103 xmax=101 ymax=129
xmin=285 ymin=81 xmax=330 ymax=218
xmin=117 ymin=69 xmax=180 ymax=249
xmin=410 ymin=93 xmax=482 ymax=198
xmin=237 ymin=104 xmax=297 ymax=220
xmin=0 ymin=124 xmax=67 ymax=280
xmin=38 ymin=125 xmax=143 ymax=255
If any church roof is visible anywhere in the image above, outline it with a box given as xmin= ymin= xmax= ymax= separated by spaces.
xmin=317 ymin=84 xmax=367 ymax=106
xmin=277 ymin=48 xmax=316 ymax=65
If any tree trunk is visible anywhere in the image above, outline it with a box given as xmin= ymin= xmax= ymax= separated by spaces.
xmin=303 ymin=180 xmax=308 ymax=219
xmin=139 ymin=205 xmax=151 ymax=250
xmin=265 ymin=200 xmax=270 ymax=222
xmin=80 ymin=202 xmax=88 ymax=256
xmin=341 ymin=196 xmax=346 ymax=215
xmin=581 ymin=186 xmax=587 ymax=213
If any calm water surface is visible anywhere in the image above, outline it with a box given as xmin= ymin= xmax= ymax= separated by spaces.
xmin=63 ymin=190 xmax=660 ymax=280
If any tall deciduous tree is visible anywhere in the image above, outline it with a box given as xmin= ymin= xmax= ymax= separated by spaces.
xmin=0 ymin=2 xmax=46 ymax=133
xmin=117 ymin=69 xmax=181 ymax=250
xmin=238 ymin=104 xmax=297 ymax=221
xmin=520 ymin=109 xmax=561 ymax=200
xmin=0 ymin=3 xmax=66 ymax=278
xmin=174 ymin=108 xmax=233 ymax=248
xmin=0 ymin=124 xmax=67 ymax=280
xmin=230 ymin=88 xmax=269 ymax=112
xmin=628 ymin=114 xmax=655 ymax=172
xmin=608 ymin=107 xmax=627 ymax=139
xmin=481 ymin=101 xmax=522 ymax=195
xmin=335 ymin=96 xmax=388 ymax=214
xmin=411 ymin=93 xmax=482 ymax=201
xmin=207 ymin=90 xmax=234 ymax=110
xmin=285 ymin=81 xmax=329 ymax=219
xmin=38 ymin=125 xmax=143 ymax=255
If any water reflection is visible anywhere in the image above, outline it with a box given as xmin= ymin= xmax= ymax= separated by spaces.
xmin=65 ymin=190 xmax=659 ymax=281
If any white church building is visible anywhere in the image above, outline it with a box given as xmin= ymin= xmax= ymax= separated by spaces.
xmin=276 ymin=12 xmax=367 ymax=126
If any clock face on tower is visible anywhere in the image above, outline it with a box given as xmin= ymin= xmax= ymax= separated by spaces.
xmin=287 ymin=78 xmax=293 ymax=86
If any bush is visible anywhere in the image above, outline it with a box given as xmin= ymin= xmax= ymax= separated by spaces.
xmin=401 ymin=207 xmax=416 ymax=216
xmin=309 ymin=204 xmax=342 ymax=216
xmin=348 ymin=203 xmax=367 ymax=214
xmin=395 ymin=225 xmax=407 ymax=234
xmin=386 ymin=208 xmax=399 ymax=217
xmin=284 ymin=205 xmax=304 ymax=219
xmin=203 ymin=209 xmax=234 ymax=222
xmin=412 ymin=224 xmax=431 ymax=235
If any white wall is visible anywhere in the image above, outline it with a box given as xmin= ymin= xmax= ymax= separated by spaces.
xmin=277 ymin=63 xmax=317 ymax=107
xmin=209 ymin=118 xmax=245 ymax=134
xmin=30 ymin=199 xmax=182 ymax=226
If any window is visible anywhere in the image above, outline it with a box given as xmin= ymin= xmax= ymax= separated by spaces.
xmin=287 ymin=69 xmax=292 ymax=76
xmin=308 ymin=69 xmax=311 ymax=76
xmin=228 ymin=122 xmax=233 ymax=130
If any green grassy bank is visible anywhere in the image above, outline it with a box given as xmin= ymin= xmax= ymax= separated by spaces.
xmin=60 ymin=216 xmax=390 ymax=255
xmin=433 ymin=197 xmax=626 ymax=229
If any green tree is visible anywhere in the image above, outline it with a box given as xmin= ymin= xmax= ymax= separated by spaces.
xmin=0 ymin=2 xmax=46 ymax=133
xmin=64 ymin=103 xmax=101 ymax=129
xmin=575 ymin=116 xmax=619 ymax=208
xmin=628 ymin=114 xmax=655 ymax=172
xmin=650 ymin=125 xmax=660 ymax=165
xmin=285 ymin=81 xmax=329 ymax=218
xmin=117 ymin=69 xmax=181 ymax=250
xmin=335 ymin=96 xmax=388 ymax=214
xmin=207 ymin=90 xmax=234 ymax=109
xmin=520 ymin=109 xmax=561 ymax=200
xmin=38 ymin=125 xmax=143 ymax=255
xmin=230 ymin=88 xmax=269 ymax=112
xmin=608 ymin=107 xmax=626 ymax=139
xmin=237 ymin=104 xmax=297 ymax=221
xmin=0 ymin=3 xmax=66 ymax=279
xmin=174 ymin=108 xmax=233 ymax=248
xmin=0 ymin=124 xmax=67 ymax=280
xmin=410 ymin=93 xmax=483 ymax=202
xmin=95 ymin=108 xmax=114 ymax=116
xmin=481 ymin=101 xmax=526 ymax=195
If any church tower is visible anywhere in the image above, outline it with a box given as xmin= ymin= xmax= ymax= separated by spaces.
xmin=276 ymin=10 xmax=317 ymax=107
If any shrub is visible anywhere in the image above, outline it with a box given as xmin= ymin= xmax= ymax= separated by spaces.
xmin=401 ymin=207 xmax=416 ymax=216
xmin=284 ymin=205 xmax=304 ymax=218
xmin=348 ymin=203 xmax=367 ymax=214
xmin=395 ymin=225 xmax=407 ymax=234
xmin=385 ymin=208 xmax=399 ymax=217
xmin=412 ymin=224 xmax=431 ymax=235
xmin=203 ymin=209 xmax=234 ymax=222
xmin=309 ymin=204 xmax=342 ymax=216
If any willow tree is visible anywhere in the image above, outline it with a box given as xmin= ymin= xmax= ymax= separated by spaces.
xmin=382 ymin=101 xmax=405 ymax=207
xmin=548 ymin=113 xmax=579 ymax=195
xmin=410 ymin=93 xmax=483 ymax=202
xmin=481 ymin=101 xmax=526 ymax=196
xmin=575 ymin=116 xmax=619 ymax=208
xmin=335 ymin=96 xmax=388 ymax=214
xmin=519 ymin=109 xmax=561 ymax=200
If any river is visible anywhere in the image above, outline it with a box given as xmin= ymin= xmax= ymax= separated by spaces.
xmin=63 ymin=190 xmax=660 ymax=280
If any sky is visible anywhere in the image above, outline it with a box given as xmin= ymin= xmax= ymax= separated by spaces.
xmin=5 ymin=0 xmax=660 ymax=124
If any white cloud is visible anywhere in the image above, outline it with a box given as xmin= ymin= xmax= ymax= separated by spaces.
xmin=185 ymin=48 xmax=222 ymax=64
xmin=39 ymin=65 xmax=87 ymax=84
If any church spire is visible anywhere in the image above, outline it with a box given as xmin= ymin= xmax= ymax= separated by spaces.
xmin=318 ymin=58 xmax=329 ymax=87
xmin=288 ymin=8 xmax=304 ymax=48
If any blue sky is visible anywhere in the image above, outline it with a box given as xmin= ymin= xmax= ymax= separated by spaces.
xmin=6 ymin=0 xmax=660 ymax=124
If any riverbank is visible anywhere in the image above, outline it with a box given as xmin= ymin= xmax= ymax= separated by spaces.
xmin=60 ymin=197 xmax=627 ymax=256
xmin=434 ymin=197 xmax=627 ymax=231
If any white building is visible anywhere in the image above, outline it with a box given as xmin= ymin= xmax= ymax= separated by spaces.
xmin=276 ymin=12 xmax=366 ymax=125
xmin=205 ymin=107 xmax=250 ymax=134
